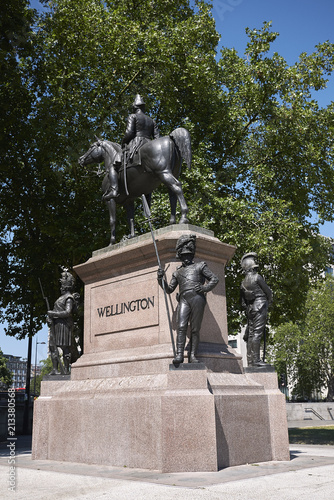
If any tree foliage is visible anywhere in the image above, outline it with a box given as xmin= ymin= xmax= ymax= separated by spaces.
xmin=199 ymin=22 xmax=334 ymax=329
xmin=1 ymin=2 xmax=334 ymax=343
xmin=270 ymin=275 xmax=334 ymax=401
xmin=33 ymin=356 xmax=53 ymax=396
xmin=0 ymin=349 xmax=13 ymax=388
xmin=0 ymin=0 xmax=220 ymax=337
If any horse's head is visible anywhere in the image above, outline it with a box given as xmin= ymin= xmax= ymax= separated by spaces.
xmin=78 ymin=138 xmax=104 ymax=166
xmin=78 ymin=137 xmax=120 ymax=167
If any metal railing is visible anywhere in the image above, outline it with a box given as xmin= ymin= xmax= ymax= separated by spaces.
xmin=304 ymin=408 xmax=325 ymax=420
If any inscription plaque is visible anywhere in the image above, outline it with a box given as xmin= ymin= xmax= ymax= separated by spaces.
xmin=90 ymin=276 xmax=159 ymax=335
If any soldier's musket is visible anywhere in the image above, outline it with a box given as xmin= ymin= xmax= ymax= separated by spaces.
xmin=141 ymin=195 xmax=176 ymax=358
xmin=38 ymin=278 xmax=65 ymax=375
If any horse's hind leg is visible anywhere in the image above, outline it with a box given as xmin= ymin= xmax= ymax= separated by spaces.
xmin=158 ymin=172 xmax=189 ymax=224
xmin=168 ymin=189 xmax=177 ymax=225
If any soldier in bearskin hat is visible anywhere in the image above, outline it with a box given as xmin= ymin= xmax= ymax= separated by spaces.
xmin=157 ymin=234 xmax=218 ymax=364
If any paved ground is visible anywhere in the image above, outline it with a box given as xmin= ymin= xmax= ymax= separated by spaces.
xmin=1 ymin=428 xmax=334 ymax=500
xmin=288 ymin=420 xmax=334 ymax=428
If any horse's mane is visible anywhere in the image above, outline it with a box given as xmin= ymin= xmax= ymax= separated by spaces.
xmin=103 ymin=140 xmax=122 ymax=154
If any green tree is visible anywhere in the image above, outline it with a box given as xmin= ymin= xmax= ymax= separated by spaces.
xmin=0 ymin=0 xmax=49 ymax=339
xmin=191 ymin=21 xmax=334 ymax=330
xmin=1 ymin=3 xmax=334 ymax=345
xmin=0 ymin=349 xmax=13 ymax=388
xmin=33 ymin=357 xmax=53 ymax=396
xmin=0 ymin=0 xmax=220 ymax=339
xmin=270 ymin=275 xmax=334 ymax=401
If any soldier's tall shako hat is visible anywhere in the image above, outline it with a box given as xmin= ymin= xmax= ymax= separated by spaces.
xmin=175 ymin=234 xmax=196 ymax=257
xmin=132 ymin=94 xmax=145 ymax=110
xmin=59 ymin=268 xmax=75 ymax=290
xmin=240 ymin=252 xmax=258 ymax=272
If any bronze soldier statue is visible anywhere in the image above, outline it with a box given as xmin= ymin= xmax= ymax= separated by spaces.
xmin=103 ymin=94 xmax=160 ymax=201
xmin=47 ymin=269 xmax=79 ymax=375
xmin=240 ymin=253 xmax=273 ymax=367
xmin=157 ymin=234 xmax=219 ymax=364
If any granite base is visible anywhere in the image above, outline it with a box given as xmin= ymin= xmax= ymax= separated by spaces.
xmin=32 ymin=367 xmax=289 ymax=472
xmin=32 ymin=226 xmax=289 ymax=472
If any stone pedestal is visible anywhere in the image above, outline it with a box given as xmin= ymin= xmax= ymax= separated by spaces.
xmin=32 ymin=225 xmax=290 ymax=471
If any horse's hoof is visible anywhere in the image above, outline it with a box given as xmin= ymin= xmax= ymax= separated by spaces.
xmin=169 ymin=217 xmax=176 ymax=225
xmin=179 ymin=217 xmax=189 ymax=224
xmin=121 ymin=234 xmax=137 ymax=242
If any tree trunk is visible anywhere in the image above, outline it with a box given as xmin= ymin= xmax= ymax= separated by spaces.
xmin=326 ymin=375 xmax=334 ymax=402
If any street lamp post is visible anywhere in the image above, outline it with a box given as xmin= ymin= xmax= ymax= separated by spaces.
xmin=23 ymin=333 xmax=32 ymax=435
xmin=33 ymin=338 xmax=46 ymax=397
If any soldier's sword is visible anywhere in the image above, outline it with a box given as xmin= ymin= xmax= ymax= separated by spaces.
xmin=141 ymin=195 xmax=176 ymax=357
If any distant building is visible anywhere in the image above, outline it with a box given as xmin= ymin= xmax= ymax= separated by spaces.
xmin=228 ymin=327 xmax=247 ymax=366
xmin=4 ymin=355 xmax=27 ymax=389
xmin=31 ymin=364 xmax=42 ymax=380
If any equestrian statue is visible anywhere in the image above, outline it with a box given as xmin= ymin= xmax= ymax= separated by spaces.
xmin=78 ymin=95 xmax=191 ymax=245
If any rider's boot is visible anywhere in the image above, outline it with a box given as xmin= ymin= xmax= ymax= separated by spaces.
xmin=103 ymin=187 xmax=119 ymax=201
xmin=103 ymin=167 xmax=119 ymax=200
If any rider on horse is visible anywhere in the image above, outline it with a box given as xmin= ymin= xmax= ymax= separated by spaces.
xmin=103 ymin=94 xmax=160 ymax=201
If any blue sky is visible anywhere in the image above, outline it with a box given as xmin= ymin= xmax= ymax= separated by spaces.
xmin=2 ymin=0 xmax=334 ymax=362
xmin=213 ymin=0 xmax=334 ymax=108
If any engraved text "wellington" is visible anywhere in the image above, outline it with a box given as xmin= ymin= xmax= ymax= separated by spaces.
xmin=97 ymin=296 xmax=155 ymax=318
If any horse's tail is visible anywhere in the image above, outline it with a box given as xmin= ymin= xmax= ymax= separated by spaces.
xmin=170 ymin=127 xmax=192 ymax=169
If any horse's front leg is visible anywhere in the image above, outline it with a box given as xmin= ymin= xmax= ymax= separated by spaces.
xmin=107 ymin=199 xmax=116 ymax=245
xmin=125 ymin=201 xmax=136 ymax=239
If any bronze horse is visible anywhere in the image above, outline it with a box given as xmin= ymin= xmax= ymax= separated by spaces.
xmin=78 ymin=127 xmax=191 ymax=245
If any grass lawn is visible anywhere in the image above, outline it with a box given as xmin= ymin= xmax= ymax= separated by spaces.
xmin=289 ymin=426 xmax=334 ymax=445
